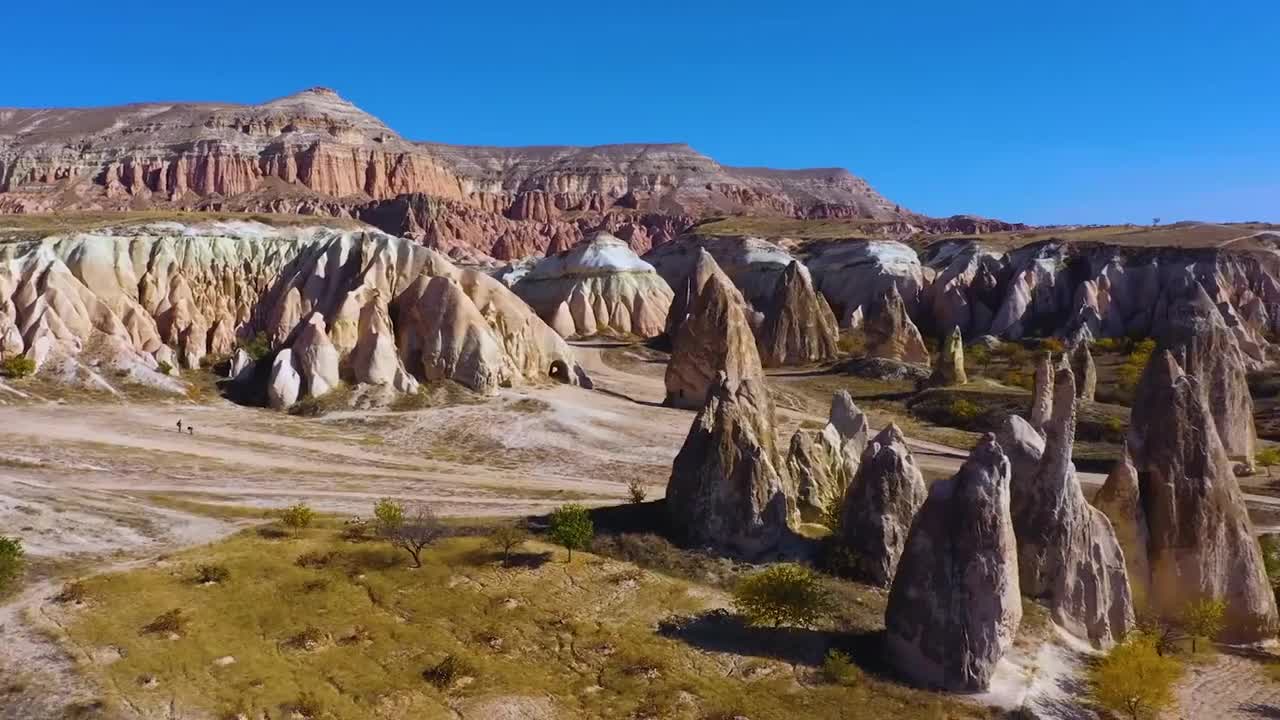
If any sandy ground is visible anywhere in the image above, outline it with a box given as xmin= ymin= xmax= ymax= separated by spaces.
xmin=1 ymin=342 xmax=1276 ymax=718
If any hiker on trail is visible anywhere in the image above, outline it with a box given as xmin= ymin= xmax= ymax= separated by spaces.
xmin=187 ymin=426 xmax=194 ymax=436
xmin=177 ymin=419 xmax=183 ymax=433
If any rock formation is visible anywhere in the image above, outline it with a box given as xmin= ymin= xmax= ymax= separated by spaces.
xmin=1005 ymin=365 xmax=1134 ymax=647
xmin=756 ymin=261 xmax=840 ymax=367
xmin=928 ymin=327 xmax=966 ymax=386
xmin=1069 ymin=341 xmax=1096 ymax=401
xmin=864 ymin=284 xmax=930 ymax=366
xmin=1148 ymin=281 xmax=1257 ymax=463
xmin=1092 ymin=444 xmax=1151 ymax=608
xmin=1029 ymin=351 xmax=1054 ymax=429
xmin=784 ymin=391 xmax=869 ymax=522
xmin=806 ymin=240 xmax=925 ymax=328
xmin=885 ymin=434 xmax=1021 ymax=692
xmin=664 ymin=251 xmax=765 ymax=410
xmin=0 ymin=222 xmax=586 ymax=403
xmin=646 ymin=235 xmax=800 ymax=333
xmin=511 ymin=232 xmax=674 ymax=339
xmin=666 ymin=372 xmax=795 ymax=557
xmin=1098 ymin=351 xmax=1278 ymax=641
xmin=838 ymin=423 xmax=926 ymax=587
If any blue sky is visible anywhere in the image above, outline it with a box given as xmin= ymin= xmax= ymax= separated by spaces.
xmin=5 ymin=1 xmax=1277 ymax=225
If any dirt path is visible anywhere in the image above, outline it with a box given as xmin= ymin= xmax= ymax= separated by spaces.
xmin=1175 ymin=650 xmax=1280 ymax=719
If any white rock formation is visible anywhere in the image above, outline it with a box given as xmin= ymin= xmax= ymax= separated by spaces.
xmin=268 ymin=349 xmax=301 ymax=410
xmin=513 ymin=232 xmax=673 ymax=339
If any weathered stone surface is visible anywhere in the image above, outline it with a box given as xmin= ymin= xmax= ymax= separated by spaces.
xmin=291 ymin=313 xmax=340 ymax=397
xmin=1092 ymin=444 xmax=1151 ymax=609
xmin=885 ymin=434 xmax=1021 ymax=692
xmin=838 ymin=423 xmax=926 ymax=587
xmin=229 ymin=348 xmax=254 ymax=381
xmin=512 ymin=232 xmax=674 ymax=339
xmin=666 ymin=372 xmax=795 ymax=557
xmin=757 ymin=261 xmax=840 ymax=367
xmin=267 ymin=349 xmax=301 ymax=410
xmin=865 ymin=284 xmax=930 ymax=366
xmin=664 ymin=251 xmax=765 ymax=409
xmin=784 ymin=391 xmax=868 ymax=522
xmin=1030 ymin=351 xmax=1054 ymax=429
xmin=1069 ymin=342 xmax=1096 ymax=401
xmin=1149 ymin=281 xmax=1257 ymax=463
xmin=806 ymin=240 xmax=925 ymax=329
xmin=928 ymin=327 xmax=966 ymax=386
xmin=1103 ymin=351 xmax=1278 ymax=641
xmin=1007 ymin=365 xmax=1134 ymax=647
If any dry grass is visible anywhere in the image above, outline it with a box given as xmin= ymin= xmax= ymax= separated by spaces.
xmin=61 ymin=525 xmax=990 ymax=720
xmin=0 ymin=210 xmax=367 ymax=243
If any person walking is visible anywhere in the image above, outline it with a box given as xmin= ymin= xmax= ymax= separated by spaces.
xmin=187 ymin=426 xmax=194 ymax=436
xmin=177 ymin=419 xmax=183 ymax=433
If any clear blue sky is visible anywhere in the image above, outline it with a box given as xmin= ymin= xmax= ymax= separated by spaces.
xmin=6 ymin=1 xmax=1278 ymax=225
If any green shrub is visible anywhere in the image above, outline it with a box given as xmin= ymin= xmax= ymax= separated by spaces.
xmin=238 ymin=331 xmax=271 ymax=361
xmin=947 ymin=398 xmax=983 ymax=424
xmin=279 ymin=503 xmax=315 ymax=534
xmin=1038 ymin=338 xmax=1066 ymax=354
xmin=487 ymin=523 xmax=529 ymax=563
xmin=194 ymin=564 xmax=230 ymax=584
xmin=626 ymin=478 xmax=648 ymax=504
xmin=1089 ymin=633 xmax=1181 ymax=720
xmin=156 ymin=360 xmax=173 ymax=375
xmin=423 ymin=654 xmax=477 ymax=689
xmin=821 ymin=649 xmax=862 ymax=685
xmin=0 ymin=355 xmax=35 ymax=379
xmin=1182 ymin=598 xmax=1226 ymax=653
xmin=732 ymin=564 xmax=835 ymax=628
xmin=295 ymin=551 xmax=336 ymax=569
xmin=548 ymin=503 xmax=594 ymax=562
xmin=0 ymin=536 xmax=25 ymax=593
xmin=1257 ymin=447 xmax=1280 ymax=477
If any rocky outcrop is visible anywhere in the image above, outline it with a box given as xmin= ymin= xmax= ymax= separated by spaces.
xmin=664 ymin=251 xmax=765 ymax=409
xmin=1030 ymin=351 xmax=1054 ymax=429
xmin=268 ymin=349 xmax=301 ymax=410
xmin=806 ymin=240 xmax=925 ymax=328
xmin=756 ymin=261 xmax=840 ymax=367
xmin=785 ymin=391 xmax=869 ymax=522
xmin=1101 ymin=351 xmax=1278 ymax=641
xmin=838 ymin=423 xmax=926 ymax=587
xmin=927 ymin=327 xmax=966 ymax=386
xmin=666 ymin=372 xmax=795 ymax=557
xmin=1092 ymin=444 xmax=1151 ymax=608
xmin=0 ymin=222 xmax=585 ymax=402
xmin=1069 ymin=342 xmax=1096 ymax=401
xmin=1148 ymin=281 xmax=1257 ymax=463
xmin=885 ymin=434 xmax=1021 ymax=692
xmin=865 ymin=285 xmax=930 ymax=366
xmin=646 ymin=235 xmax=800 ymax=328
xmin=511 ymin=232 xmax=673 ymax=339
xmin=1008 ymin=365 xmax=1134 ymax=647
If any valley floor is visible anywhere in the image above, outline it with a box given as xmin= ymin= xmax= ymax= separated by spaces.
xmin=0 ymin=343 xmax=1276 ymax=719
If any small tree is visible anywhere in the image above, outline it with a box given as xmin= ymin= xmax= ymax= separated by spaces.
xmin=548 ymin=504 xmax=593 ymax=562
xmin=0 ymin=536 xmax=25 ymax=592
xmin=732 ymin=564 xmax=835 ymax=628
xmin=279 ymin=503 xmax=315 ymax=535
xmin=626 ymin=478 xmax=648 ymax=504
xmin=487 ymin=523 xmax=529 ymax=563
xmin=1257 ymin=447 xmax=1280 ymax=477
xmin=374 ymin=498 xmax=442 ymax=568
xmin=1089 ymin=633 xmax=1182 ymax=720
xmin=1152 ymin=217 xmax=1161 ymax=226
xmin=1182 ymin=597 xmax=1226 ymax=653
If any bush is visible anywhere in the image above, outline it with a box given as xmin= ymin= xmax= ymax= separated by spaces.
xmin=423 ymin=654 xmax=476 ymax=689
xmin=1258 ymin=447 xmax=1280 ymax=477
xmin=821 ymin=649 xmax=862 ymax=685
xmin=54 ymin=581 xmax=89 ymax=604
xmin=340 ymin=518 xmax=371 ymax=542
xmin=0 ymin=355 xmax=34 ymax=379
xmin=947 ymin=398 xmax=983 ymax=424
xmin=256 ymin=525 xmax=290 ymax=540
xmin=486 ymin=523 xmax=529 ymax=563
xmin=295 ymin=551 xmax=336 ymax=569
xmin=289 ymin=691 xmax=324 ymax=719
xmin=1182 ymin=597 xmax=1226 ymax=653
xmin=155 ymin=360 xmax=173 ymax=375
xmin=1038 ymin=338 xmax=1066 ymax=355
xmin=732 ymin=564 xmax=835 ymax=628
xmin=1089 ymin=633 xmax=1182 ymax=720
xmin=0 ymin=536 xmax=25 ymax=592
xmin=141 ymin=609 xmax=187 ymax=636
xmin=238 ymin=331 xmax=271 ymax=361
xmin=548 ymin=504 xmax=594 ymax=562
xmin=626 ymin=478 xmax=648 ymax=504
xmin=279 ymin=503 xmax=315 ymax=534
xmin=194 ymin=564 xmax=230 ymax=584
xmin=284 ymin=625 xmax=327 ymax=651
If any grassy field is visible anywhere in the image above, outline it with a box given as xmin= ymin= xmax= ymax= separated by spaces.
xmin=57 ymin=521 xmax=993 ymax=720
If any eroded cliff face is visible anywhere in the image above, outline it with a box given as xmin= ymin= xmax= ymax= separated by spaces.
xmin=0 ymin=220 xmax=582 ymax=403
xmin=0 ymin=88 xmax=909 ymax=260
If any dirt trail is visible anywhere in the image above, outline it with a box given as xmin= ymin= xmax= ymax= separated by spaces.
xmin=1175 ymin=650 xmax=1280 ymax=719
